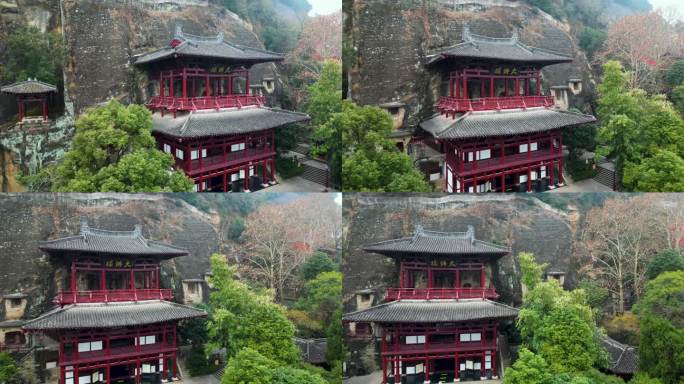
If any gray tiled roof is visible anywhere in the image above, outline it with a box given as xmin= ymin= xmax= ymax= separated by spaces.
xmin=39 ymin=220 xmax=188 ymax=258
xmin=363 ymin=225 xmax=509 ymax=256
xmin=427 ymin=26 xmax=572 ymax=66
xmin=1 ymin=79 xmax=57 ymax=94
xmin=601 ymin=337 xmax=639 ymax=375
xmin=3 ymin=293 xmax=27 ymax=299
xmin=0 ymin=320 xmax=24 ymax=328
xmin=152 ymin=107 xmax=310 ymax=138
xmin=420 ymin=107 xmax=596 ymax=140
xmin=23 ymin=300 xmax=206 ymax=330
xmin=343 ymin=299 xmax=518 ymax=323
xmin=135 ymin=26 xmax=283 ymax=65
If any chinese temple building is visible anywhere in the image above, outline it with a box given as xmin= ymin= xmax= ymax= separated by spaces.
xmin=134 ymin=26 xmax=310 ymax=192
xmin=418 ymin=26 xmax=596 ymax=193
xmin=343 ymin=225 xmax=518 ymax=383
xmin=23 ymin=220 xmax=206 ymax=384
xmin=1 ymin=78 xmax=57 ymax=123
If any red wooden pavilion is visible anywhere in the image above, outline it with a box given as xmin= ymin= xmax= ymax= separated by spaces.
xmin=343 ymin=225 xmax=518 ymax=383
xmin=1 ymin=78 xmax=57 ymax=123
xmin=23 ymin=220 xmax=206 ymax=384
xmin=134 ymin=26 xmax=310 ymax=192
xmin=419 ymin=26 xmax=596 ymax=193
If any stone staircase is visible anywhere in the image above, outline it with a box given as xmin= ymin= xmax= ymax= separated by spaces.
xmin=300 ymin=158 xmax=329 ymax=188
xmin=594 ymin=161 xmax=616 ymax=190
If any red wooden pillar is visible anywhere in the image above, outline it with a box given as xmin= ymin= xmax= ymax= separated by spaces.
xmin=501 ymin=173 xmax=506 ymax=193
xmin=425 ymin=356 xmax=430 ymax=383
xmin=71 ymin=262 xmax=77 ymax=293
xmin=526 ymin=76 xmax=531 ymax=96
xmin=262 ymin=160 xmax=268 ymax=184
xmin=159 ymin=72 xmax=164 ymax=97
xmin=394 ymin=355 xmax=401 ymax=384
xmin=455 ymin=73 xmax=460 ymax=99
xmin=42 ymin=99 xmax=48 ymax=121
xmin=170 ymin=75 xmax=174 ymax=98
xmin=527 ymin=167 xmax=532 ymax=192
xmin=381 ymin=355 xmax=387 ymax=384
xmin=515 ymin=78 xmax=520 ymax=97
xmin=182 ymin=70 xmax=187 ymax=98
xmin=536 ymin=71 xmax=541 ymax=96
xmin=480 ymin=78 xmax=485 ymax=99
xmin=245 ymin=70 xmax=250 ymax=94
xmin=455 ymin=353 xmax=459 ymax=381
xmin=473 ymin=175 xmax=478 ymax=193
xmin=490 ymin=77 xmax=494 ymax=98
xmin=427 ymin=266 xmax=433 ymax=290
xmin=136 ymin=359 xmax=141 ymax=384
xmin=18 ymin=100 xmax=24 ymax=121
xmin=206 ymin=75 xmax=210 ymax=97
xmin=481 ymin=352 xmax=486 ymax=379
xmin=244 ymin=166 xmax=250 ymax=191
xmin=480 ymin=265 xmax=485 ymax=289
xmin=550 ymin=161 xmax=555 ymax=186
xmin=462 ymin=72 xmax=468 ymax=99
xmin=270 ymin=158 xmax=275 ymax=183
xmin=559 ymin=158 xmax=564 ymax=185
xmin=106 ymin=365 xmax=111 ymax=384
xmin=100 ymin=269 xmax=106 ymax=291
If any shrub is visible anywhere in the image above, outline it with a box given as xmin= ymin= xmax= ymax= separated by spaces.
xmin=276 ymin=156 xmax=305 ymax=179
xmin=567 ymin=158 xmax=598 ymax=182
xmin=605 ymin=312 xmax=640 ymax=345
xmin=645 ymin=249 xmax=684 ymax=280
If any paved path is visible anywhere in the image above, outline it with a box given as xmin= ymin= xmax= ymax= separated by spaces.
xmin=256 ymin=176 xmax=336 ymax=193
xmin=548 ymin=172 xmax=612 ymax=193
xmin=345 ymin=371 xmax=502 ymax=384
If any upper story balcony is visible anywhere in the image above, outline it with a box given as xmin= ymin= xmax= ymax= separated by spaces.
xmin=146 ymin=95 xmax=264 ymax=114
xmin=385 ymin=287 xmax=498 ymax=301
xmin=54 ymin=289 xmax=173 ymax=305
xmin=437 ymin=95 xmax=555 ymax=116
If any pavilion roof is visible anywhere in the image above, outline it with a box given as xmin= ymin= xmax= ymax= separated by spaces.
xmin=38 ymin=219 xmax=189 ymax=259
xmin=23 ymin=300 xmax=206 ymax=331
xmin=420 ymin=107 xmax=596 ymax=140
xmin=135 ymin=26 xmax=284 ymax=65
xmin=343 ymin=299 xmax=518 ymax=323
xmin=427 ymin=26 xmax=573 ymax=66
xmin=601 ymin=336 xmax=639 ymax=375
xmin=152 ymin=107 xmax=310 ymax=139
xmin=1 ymin=79 xmax=57 ymax=95
xmin=363 ymin=225 xmax=509 ymax=257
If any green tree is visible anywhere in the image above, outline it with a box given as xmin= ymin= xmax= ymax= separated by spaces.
xmin=516 ymin=253 xmax=604 ymax=373
xmin=337 ymin=101 xmax=430 ymax=192
xmin=671 ymin=84 xmax=684 ymax=116
xmin=222 ymin=348 xmax=276 ymax=384
xmin=2 ymin=24 xmax=63 ymax=85
xmin=206 ymin=254 xmax=301 ymax=365
xmin=503 ymin=347 xmax=553 ymax=384
xmin=629 ymin=373 xmax=664 ymax=384
xmin=270 ymin=366 xmax=328 ymax=384
xmin=635 ymin=271 xmax=684 ymax=383
xmin=518 ymin=252 xmax=546 ymax=291
xmin=48 ymin=100 xmax=192 ymax=192
xmin=645 ymin=249 xmax=684 ymax=280
xmin=666 ymin=60 xmax=684 ymax=89
xmin=325 ymin=307 xmax=346 ymax=364
xmin=623 ymin=150 xmax=684 ymax=192
xmin=295 ymin=271 xmax=342 ymax=330
xmin=0 ymin=352 xmax=18 ymax=383
xmin=298 ymin=252 xmax=337 ymax=281
xmin=307 ymin=60 xmax=343 ymax=127
xmin=228 ymin=218 xmax=246 ymax=242
xmin=579 ymin=27 xmax=607 ymax=59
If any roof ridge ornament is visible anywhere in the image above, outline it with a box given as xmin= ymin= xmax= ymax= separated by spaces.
xmin=133 ymin=224 xmax=142 ymax=238
xmin=174 ymin=24 xmax=183 ymax=39
xmin=80 ymin=218 xmax=90 ymax=235
xmin=511 ymin=29 xmax=519 ymax=44
xmin=216 ymin=31 xmax=224 ymax=43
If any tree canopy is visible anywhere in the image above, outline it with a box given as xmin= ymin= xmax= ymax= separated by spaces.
xmin=0 ymin=353 xmax=18 ymax=383
xmin=336 ymin=101 xmax=431 ymax=192
xmin=596 ymin=61 xmax=684 ymax=191
xmin=42 ymin=100 xmax=192 ymax=192
xmin=645 ymin=249 xmax=684 ymax=280
xmin=206 ymin=254 xmax=301 ymax=365
xmin=635 ymin=271 xmax=684 ymax=383
xmin=2 ymin=24 xmax=63 ymax=85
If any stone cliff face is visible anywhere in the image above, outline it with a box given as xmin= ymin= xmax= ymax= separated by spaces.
xmin=0 ymin=193 xmax=221 ymax=321
xmin=346 ymin=0 xmax=597 ymax=128
xmin=342 ymin=194 xmax=581 ymax=374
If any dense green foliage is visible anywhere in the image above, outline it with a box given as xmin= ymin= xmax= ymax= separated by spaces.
xmin=270 ymin=366 xmax=329 ymax=384
xmin=596 ymin=61 xmax=684 ymax=191
xmin=666 ymin=61 xmax=684 ymax=89
xmin=294 ymin=271 xmax=341 ymax=328
xmin=516 ymin=253 xmax=605 ymax=374
xmin=629 ymin=373 xmax=664 ymax=384
xmin=0 ymin=353 xmax=18 ymax=383
xmin=2 ymin=24 xmax=63 ymax=85
xmin=635 ymin=271 xmax=684 ymax=383
xmin=222 ymin=347 xmax=276 ymax=384
xmin=504 ymin=348 xmax=553 ymax=384
xmin=298 ymin=252 xmax=337 ymax=281
xmin=605 ymin=313 xmax=640 ymax=345
xmin=567 ymin=159 xmax=598 ymax=182
xmin=275 ymin=156 xmax=305 ymax=179
xmin=308 ymin=61 xmax=343 ymax=189
xmin=36 ymin=101 xmax=193 ymax=192
xmin=336 ymin=101 xmax=431 ymax=192
xmin=645 ymin=249 xmax=684 ymax=280
xmin=671 ymin=84 xmax=684 ymax=117
xmin=206 ymin=254 xmax=301 ymax=365
xmin=579 ymin=27 xmax=607 ymax=59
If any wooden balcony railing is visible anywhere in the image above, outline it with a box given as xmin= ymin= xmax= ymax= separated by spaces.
xmin=184 ymin=147 xmax=274 ymax=173
xmin=437 ymin=96 xmax=555 ymax=116
xmin=457 ymin=148 xmax=560 ymax=175
xmin=383 ymin=339 xmax=497 ymax=355
xmin=54 ymin=289 xmax=173 ymax=305
xmin=146 ymin=95 xmax=264 ymax=113
xmin=62 ymin=341 xmax=175 ymax=365
xmin=385 ymin=288 xmax=498 ymax=301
